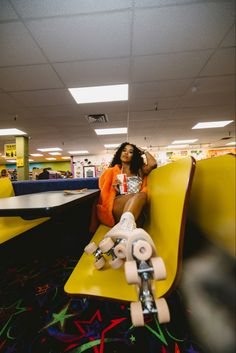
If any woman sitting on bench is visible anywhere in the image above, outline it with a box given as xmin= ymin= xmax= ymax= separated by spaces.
xmin=97 ymin=142 xmax=157 ymax=235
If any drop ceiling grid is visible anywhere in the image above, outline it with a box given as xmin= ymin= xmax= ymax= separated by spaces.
xmin=0 ymin=0 xmax=235 ymax=158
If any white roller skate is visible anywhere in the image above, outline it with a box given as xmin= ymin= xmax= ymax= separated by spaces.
xmin=84 ymin=212 xmax=136 ymax=269
xmin=124 ymin=228 xmax=170 ymax=326
xmin=84 ymin=236 xmax=125 ymax=270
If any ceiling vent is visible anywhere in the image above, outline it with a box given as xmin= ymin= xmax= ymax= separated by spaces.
xmin=86 ymin=114 xmax=108 ymax=123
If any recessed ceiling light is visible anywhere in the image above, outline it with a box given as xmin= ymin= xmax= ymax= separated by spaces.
xmin=167 ymin=144 xmax=189 ymax=149
xmin=95 ymin=127 xmax=127 ymax=135
xmin=192 ymin=121 xmax=233 ymax=129
xmin=0 ymin=128 xmax=27 ymax=136
xmin=48 ymin=152 xmax=62 ymax=156
xmin=172 ymin=139 xmax=198 ymax=144
xmin=37 ymin=147 xmax=62 ymax=152
xmin=226 ymin=141 xmax=236 ymax=146
xmin=46 ymin=157 xmax=56 ymax=160
xmin=104 ymin=144 xmax=120 ymax=148
xmin=68 ymin=84 xmax=128 ymax=104
xmin=68 ymin=150 xmax=89 ymax=154
xmin=30 ymin=153 xmax=43 ymax=157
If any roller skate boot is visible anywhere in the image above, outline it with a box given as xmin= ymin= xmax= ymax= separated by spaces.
xmin=84 ymin=213 xmax=136 ymax=270
xmin=102 ymin=215 xmax=136 ymax=267
xmin=124 ymin=228 xmax=170 ymax=326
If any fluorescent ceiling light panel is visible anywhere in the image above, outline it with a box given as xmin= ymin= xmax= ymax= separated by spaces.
xmin=30 ymin=153 xmax=43 ymax=157
xmin=61 ymin=156 xmax=71 ymax=159
xmin=167 ymin=144 xmax=189 ymax=149
xmin=172 ymin=139 xmax=198 ymax=144
xmin=192 ymin=121 xmax=233 ymax=129
xmin=6 ymin=159 xmax=16 ymax=163
xmin=68 ymin=84 xmax=128 ymax=104
xmin=68 ymin=150 xmax=89 ymax=154
xmin=46 ymin=157 xmax=56 ymax=160
xmin=48 ymin=152 xmax=62 ymax=156
xmin=0 ymin=128 xmax=26 ymax=136
xmin=104 ymin=144 xmax=120 ymax=148
xmin=226 ymin=141 xmax=236 ymax=145
xmin=37 ymin=147 xmax=62 ymax=152
xmin=95 ymin=127 xmax=127 ymax=135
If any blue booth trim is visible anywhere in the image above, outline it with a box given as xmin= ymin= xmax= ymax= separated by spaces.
xmin=13 ymin=178 xmax=99 ymax=196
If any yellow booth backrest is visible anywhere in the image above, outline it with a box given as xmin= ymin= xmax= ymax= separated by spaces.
xmin=144 ymin=156 xmax=195 ymax=296
xmin=0 ymin=177 xmax=15 ymax=198
xmin=188 ymin=153 xmax=235 ymax=257
xmin=64 ymin=157 xmax=195 ymax=302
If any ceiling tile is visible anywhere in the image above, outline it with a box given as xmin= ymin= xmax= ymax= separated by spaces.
xmin=178 ymin=91 xmax=235 ymax=108
xmin=78 ymin=101 xmax=129 ymax=115
xmin=129 ymin=97 xmax=180 ymax=111
xmin=0 ymin=0 xmax=18 ymax=20
xmin=11 ymin=0 xmax=132 ymax=18
xmin=0 ymin=64 xmax=64 ymax=91
xmin=129 ymin=110 xmax=172 ymax=121
xmin=9 ymin=89 xmax=75 ymax=107
xmin=200 ymin=48 xmax=236 ymax=76
xmin=194 ymin=75 xmax=235 ymax=94
xmin=133 ymin=2 xmax=235 ymax=55
xmin=132 ymin=50 xmax=212 ymax=81
xmin=0 ymin=92 xmax=21 ymax=110
xmin=0 ymin=22 xmax=47 ymax=66
xmin=134 ymin=0 xmax=206 ymax=8
xmin=220 ymin=24 xmax=236 ymax=47
xmin=53 ymin=57 xmax=130 ymax=87
xmin=131 ymin=79 xmax=193 ymax=98
xmin=26 ymin=11 xmax=132 ymax=61
xmin=26 ymin=104 xmax=81 ymax=118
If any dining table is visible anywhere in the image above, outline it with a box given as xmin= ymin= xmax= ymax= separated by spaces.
xmin=0 ymin=189 xmax=100 ymax=219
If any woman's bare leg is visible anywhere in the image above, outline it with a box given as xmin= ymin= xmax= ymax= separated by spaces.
xmin=113 ymin=192 xmax=147 ymax=223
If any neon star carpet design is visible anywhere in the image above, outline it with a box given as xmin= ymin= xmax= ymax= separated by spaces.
xmin=0 ymin=257 xmax=205 ymax=353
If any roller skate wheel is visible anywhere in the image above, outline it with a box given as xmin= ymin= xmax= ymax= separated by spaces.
xmin=130 ymin=301 xmax=144 ymax=327
xmin=109 ymin=257 xmax=124 ymax=269
xmin=150 ymin=257 xmax=167 ymax=280
xmin=133 ymin=240 xmax=152 ymax=261
xmin=155 ymin=298 xmax=170 ymax=324
xmin=94 ymin=256 xmax=105 ymax=270
xmin=124 ymin=261 xmax=140 ymax=284
xmin=114 ymin=243 xmax=126 ymax=259
xmin=99 ymin=237 xmax=114 ymax=253
xmin=84 ymin=242 xmax=98 ymax=254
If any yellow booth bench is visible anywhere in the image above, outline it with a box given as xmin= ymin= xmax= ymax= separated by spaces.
xmin=65 ymin=156 xmax=195 ymax=305
xmin=0 ymin=177 xmax=50 ymax=245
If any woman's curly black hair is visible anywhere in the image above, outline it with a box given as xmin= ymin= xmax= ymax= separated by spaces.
xmin=110 ymin=142 xmax=144 ymax=174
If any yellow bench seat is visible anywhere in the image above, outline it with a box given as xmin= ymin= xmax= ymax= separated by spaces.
xmin=0 ymin=177 xmax=49 ymax=245
xmin=64 ymin=157 xmax=195 ymax=302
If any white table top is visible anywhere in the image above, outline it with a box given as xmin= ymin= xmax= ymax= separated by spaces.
xmin=0 ymin=189 xmax=100 ymax=219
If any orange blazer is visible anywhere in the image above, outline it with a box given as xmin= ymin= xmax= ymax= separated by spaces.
xmin=96 ymin=165 xmax=147 ymax=227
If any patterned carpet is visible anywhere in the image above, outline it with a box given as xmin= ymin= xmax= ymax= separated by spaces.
xmin=0 ymin=256 xmax=205 ymax=353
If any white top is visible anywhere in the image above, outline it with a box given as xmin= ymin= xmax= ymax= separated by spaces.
xmin=127 ymin=175 xmax=142 ymax=194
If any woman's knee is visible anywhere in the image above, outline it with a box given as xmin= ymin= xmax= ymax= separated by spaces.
xmin=127 ymin=192 xmax=147 ymax=208
xmin=135 ymin=192 xmax=147 ymax=203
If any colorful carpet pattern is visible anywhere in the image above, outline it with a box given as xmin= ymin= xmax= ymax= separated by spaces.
xmin=0 ymin=257 xmax=204 ymax=353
